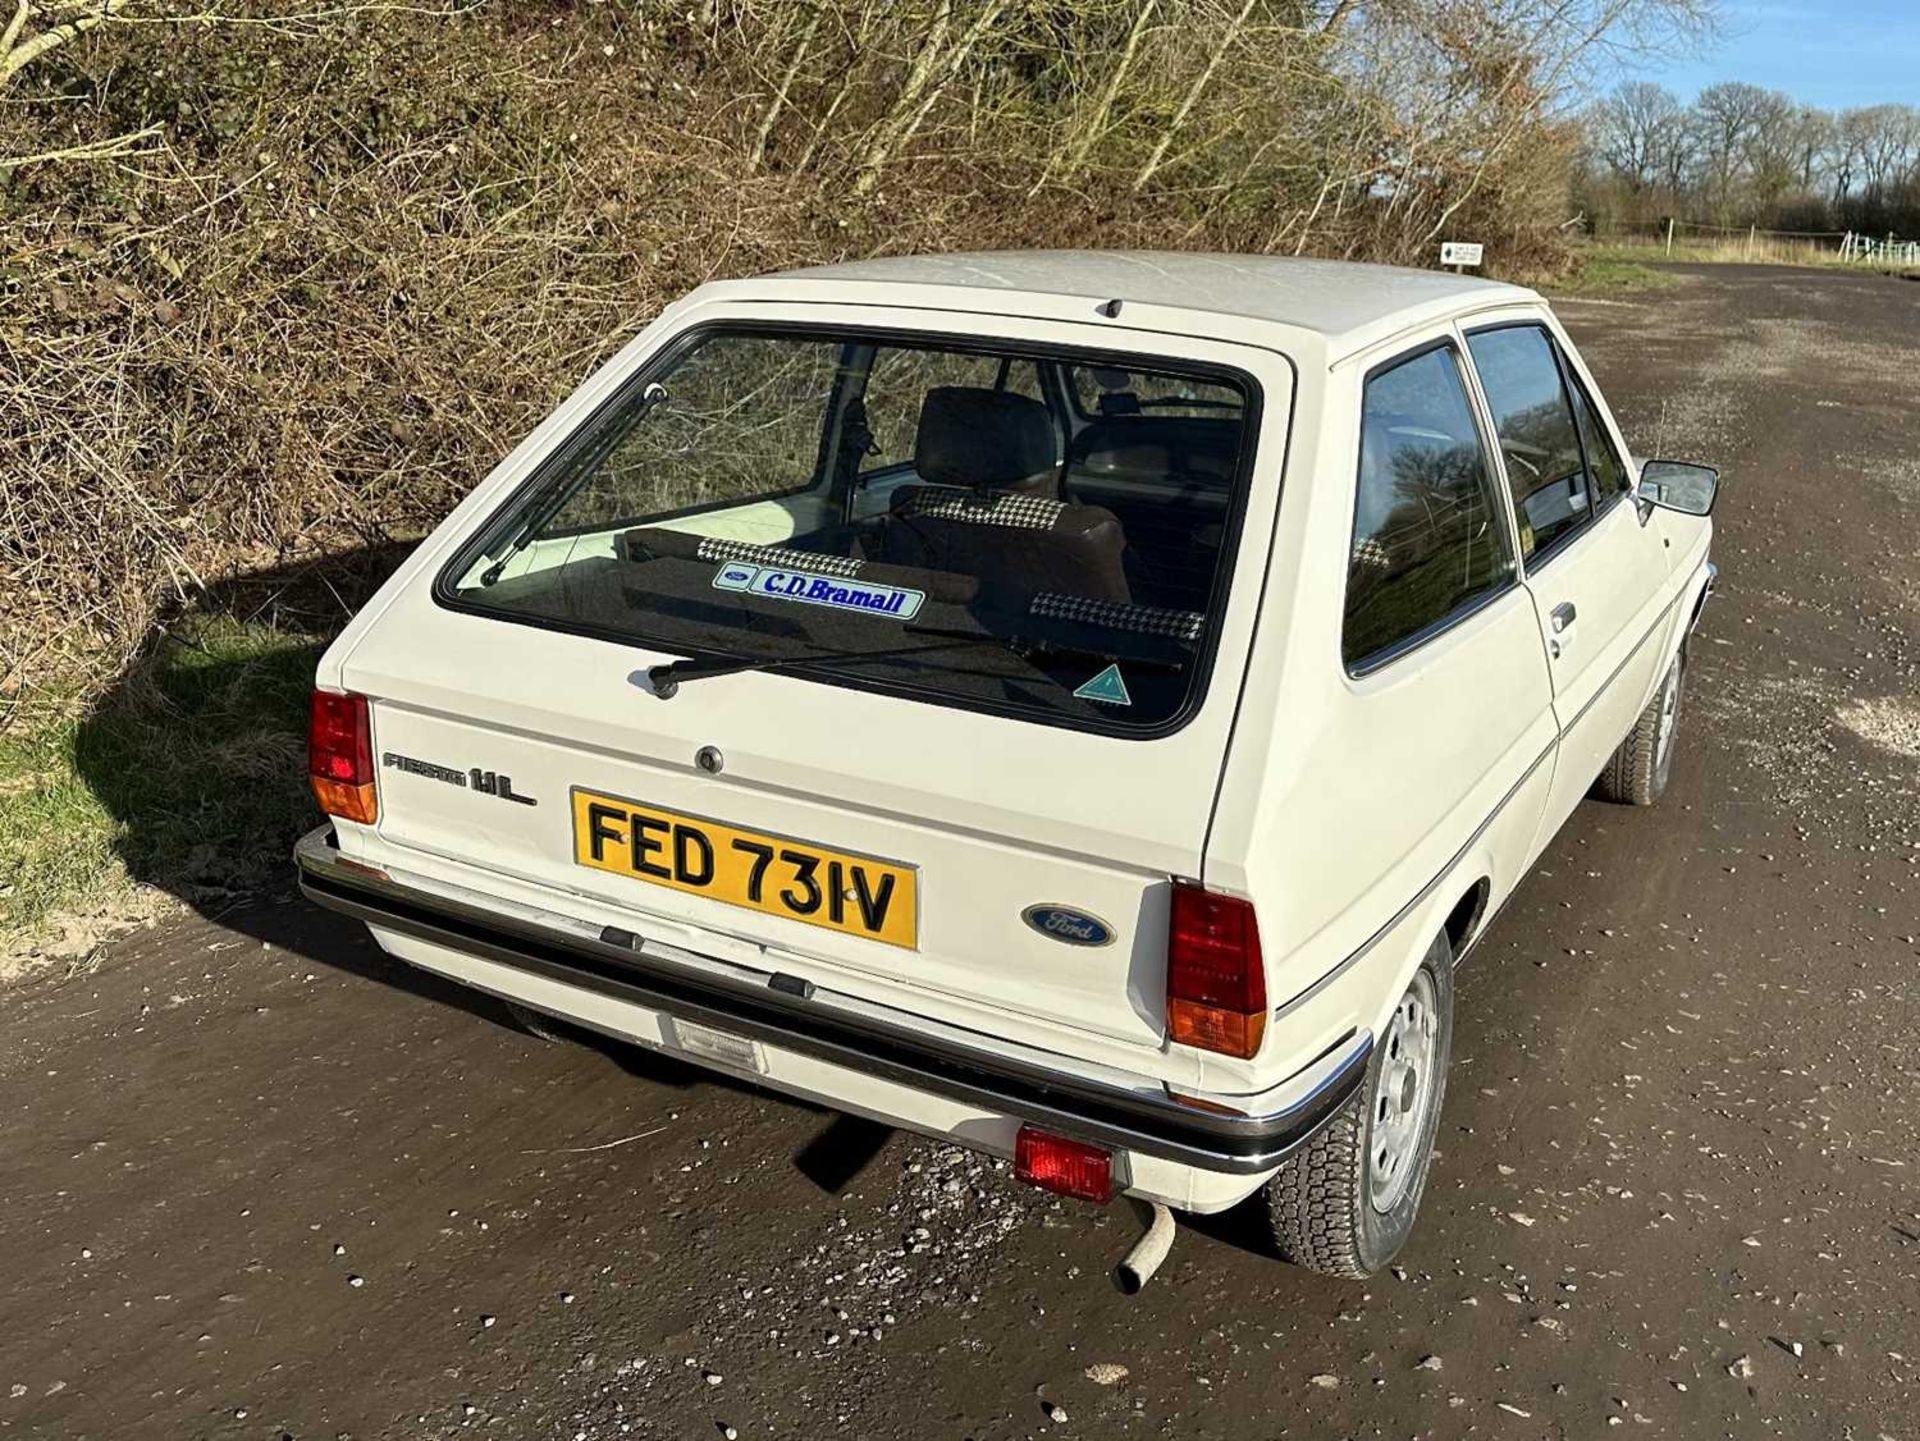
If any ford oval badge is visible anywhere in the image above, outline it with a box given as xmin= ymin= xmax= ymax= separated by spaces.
xmin=1022 ymin=904 xmax=1115 ymax=948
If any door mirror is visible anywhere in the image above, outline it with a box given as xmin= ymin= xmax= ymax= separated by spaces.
xmin=1637 ymin=460 xmax=1719 ymax=517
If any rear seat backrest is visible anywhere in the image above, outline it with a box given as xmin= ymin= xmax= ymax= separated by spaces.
xmin=1060 ymin=413 xmax=1240 ymax=610
xmin=875 ymin=387 xmax=1133 ymax=604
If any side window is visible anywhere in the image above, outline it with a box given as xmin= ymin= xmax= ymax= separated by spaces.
xmin=1563 ymin=367 xmax=1629 ymax=501
xmin=1344 ymin=347 xmax=1514 ymax=668
xmin=1465 ymin=325 xmax=1590 ymax=560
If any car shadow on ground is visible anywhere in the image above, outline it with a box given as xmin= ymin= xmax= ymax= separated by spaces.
xmin=71 ymin=541 xmax=412 ymax=921
xmin=70 ymin=546 xmax=873 ymax=1184
xmin=66 ymin=547 xmax=1290 ymax=1235
xmin=225 ymin=883 xmax=716 ymax=1082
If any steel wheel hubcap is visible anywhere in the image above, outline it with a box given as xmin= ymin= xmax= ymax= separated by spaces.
xmin=1368 ymin=969 xmax=1439 ymax=1214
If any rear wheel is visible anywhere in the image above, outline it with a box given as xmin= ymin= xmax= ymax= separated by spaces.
xmin=1263 ymin=932 xmax=1454 ymax=1278
xmin=1594 ymin=650 xmax=1684 ymax=806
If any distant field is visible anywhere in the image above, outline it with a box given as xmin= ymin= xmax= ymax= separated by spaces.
xmin=1583 ymin=235 xmax=1920 ymax=277
xmin=1545 ymin=238 xmax=1920 ymax=298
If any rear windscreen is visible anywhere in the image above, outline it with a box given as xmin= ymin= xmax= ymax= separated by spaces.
xmin=438 ymin=328 xmax=1260 ymax=734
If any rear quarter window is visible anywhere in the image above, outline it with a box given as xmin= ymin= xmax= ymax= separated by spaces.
xmin=1344 ymin=345 xmax=1514 ymax=669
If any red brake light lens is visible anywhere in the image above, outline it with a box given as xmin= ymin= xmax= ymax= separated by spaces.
xmin=1014 ymin=1126 xmax=1115 ymax=1204
xmin=1167 ymin=883 xmax=1266 ymax=1058
xmin=308 ymin=690 xmax=377 ymax=824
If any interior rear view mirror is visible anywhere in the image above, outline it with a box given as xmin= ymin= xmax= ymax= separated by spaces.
xmin=1638 ymin=459 xmax=1719 ymax=517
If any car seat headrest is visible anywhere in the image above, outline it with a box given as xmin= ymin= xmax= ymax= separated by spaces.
xmin=913 ymin=386 xmax=1057 ymax=492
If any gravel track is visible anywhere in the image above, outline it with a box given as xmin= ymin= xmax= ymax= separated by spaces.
xmin=3 ymin=264 xmax=1916 ymax=1441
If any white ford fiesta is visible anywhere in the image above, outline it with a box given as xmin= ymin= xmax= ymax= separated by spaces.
xmin=297 ymin=252 xmax=1717 ymax=1278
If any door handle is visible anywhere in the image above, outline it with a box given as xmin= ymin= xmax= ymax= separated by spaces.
xmin=1550 ymin=601 xmax=1577 ymax=634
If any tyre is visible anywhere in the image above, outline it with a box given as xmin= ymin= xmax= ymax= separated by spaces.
xmin=1594 ymin=650 xmax=1684 ymax=806
xmin=505 ymin=999 xmax=571 ymax=1043
xmin=1264 ymin=931 xmax=1454 ymax=1278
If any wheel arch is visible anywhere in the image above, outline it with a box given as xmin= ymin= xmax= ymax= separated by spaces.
xmin=1441 ymin=876 xmax=1492 ymax=963
xmin=1357 ymin=856 xmax=1493 ymax=1045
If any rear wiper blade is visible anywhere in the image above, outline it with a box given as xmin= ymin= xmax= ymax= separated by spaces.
xmin=644 ymin=633 xmax=989 ymax=698
xmin=644 ymin=623 xmax=1183 ymax=698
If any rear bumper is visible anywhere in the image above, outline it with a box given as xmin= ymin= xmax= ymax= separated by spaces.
xmin=294 ymin=825 xmax=1368 ymax=1179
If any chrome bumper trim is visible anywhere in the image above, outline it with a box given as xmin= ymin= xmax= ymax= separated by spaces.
xmin=294 ymin=826 xmax=1368 ymax=1175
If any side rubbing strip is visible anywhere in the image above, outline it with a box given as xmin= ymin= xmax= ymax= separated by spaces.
xmin=1277 ymin=572 xmax=1698 ymax=1019
xmin=1273 ymin=740 xmax=1556 ymax=1020
xmin=1561 ymin=587 xmax=1685 ymax=737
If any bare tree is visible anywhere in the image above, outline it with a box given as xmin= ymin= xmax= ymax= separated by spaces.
xmin=850 ymin=0 xmax=1012 ymax=197
xmin=1843 ymin=103 xmax=1920 ymax=203
xmin=1027 ymin=0 xmax=1159 ymax=193
xmin=1788 ymin=104 xmax=1834 ymax=194
xmin=1575 ymin=76 xmax=1920 ymax=235
xmin=1739 ymin=88 xmax=1802 ymax=210
xmin=1130 ymin=0 xmax=1258 ymax=192
xmin=745 ymin=3 xmax=830 ymax=172
xmin=1590 ymin=80 xmax=1687 ymax=192
xmin=1691 ymin=80 xmax=1774 ymax=215
xmin=1 ymin=0 xmax=132 ymax=88
xmin=3 ymin=0 xmax=477 ymax=170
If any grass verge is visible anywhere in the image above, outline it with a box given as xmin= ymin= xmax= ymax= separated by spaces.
xmin=1 ymin=617 xmax=323 ymax=966
xmin=1545 ymin=254 xmax=1685 ymax=295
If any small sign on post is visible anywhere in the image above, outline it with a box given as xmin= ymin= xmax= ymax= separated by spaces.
xmin=1440 ymin=241 xmax=1484 ymax=272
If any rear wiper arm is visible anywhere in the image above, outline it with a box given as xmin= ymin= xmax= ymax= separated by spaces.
xmin=644 ymin=623 xmax=1184 ymax=698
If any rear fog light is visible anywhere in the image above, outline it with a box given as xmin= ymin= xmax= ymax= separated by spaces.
xmin=1014 ymin=1126 xmax=1115 ymax=1203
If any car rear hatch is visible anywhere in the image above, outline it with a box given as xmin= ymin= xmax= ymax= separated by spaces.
xmin=345 ymin=608 xmax=1251 ymax=1063
xmin=329 ymin=307 xmax=1293 ymax=1070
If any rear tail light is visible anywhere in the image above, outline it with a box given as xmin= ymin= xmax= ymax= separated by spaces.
xmin=1167 ymin=882 xmax=1267 ymax=1059
xmin=308 ymin=689 xmax=377 ymax=824
xmin=1014 ymin=1126 xmax=1115 ymax=1203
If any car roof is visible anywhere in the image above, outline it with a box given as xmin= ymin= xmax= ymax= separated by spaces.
xmin=765 ymin=251 xmax=1540 ymax=359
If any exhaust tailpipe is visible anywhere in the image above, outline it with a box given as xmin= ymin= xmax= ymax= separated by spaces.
xmin=1115 ymin=1200 xmax=1176 ymax=1294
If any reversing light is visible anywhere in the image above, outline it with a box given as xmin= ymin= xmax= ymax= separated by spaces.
xmin=1167 ymin=882 xmax=1267 ymax=1059
xmin=308 ymin=689 xmax=377 ymax=824
xmin=1014 ymin=1126 xmax=1116 ymax=1203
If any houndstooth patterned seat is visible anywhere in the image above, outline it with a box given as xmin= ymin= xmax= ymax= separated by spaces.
xmin=875 ymin=387 xmax=1133 ymax=604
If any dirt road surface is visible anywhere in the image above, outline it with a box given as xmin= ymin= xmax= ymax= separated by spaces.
xmin=4 ymin=266 xmax=1917 ymax=1440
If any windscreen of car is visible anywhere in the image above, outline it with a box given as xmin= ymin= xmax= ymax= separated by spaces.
xmin=438 ymin=328 xmax=1260 ymax=734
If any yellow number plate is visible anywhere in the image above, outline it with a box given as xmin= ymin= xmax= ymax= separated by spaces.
xmin=570 ymin=788 xmax=918 ymax=950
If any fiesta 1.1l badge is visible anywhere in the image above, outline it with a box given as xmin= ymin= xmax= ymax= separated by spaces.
xmin=1021 ymin=905 xmax=1115 ymax=947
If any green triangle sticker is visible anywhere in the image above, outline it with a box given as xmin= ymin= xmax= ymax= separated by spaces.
xmin=1073 ymin=663 xmax=1132 ymax=706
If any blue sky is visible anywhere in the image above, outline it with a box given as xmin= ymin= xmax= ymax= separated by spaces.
xmin=1619 ymin=0 xmax=1920 ymax=109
